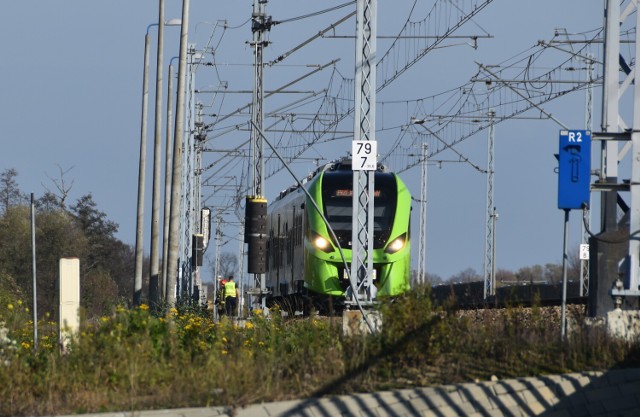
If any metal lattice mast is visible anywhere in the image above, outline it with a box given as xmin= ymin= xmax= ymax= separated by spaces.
xmin=625 ymin=4 xmax=640 ymax=299
xmin=484 ymin=110 xmax=496 ymax=298
xmin=417 ymin=142 xmax=428 ymax=286
xmin=349 ymin=0 xmax=377 ymax=305
xmin=193 ymin=104 xmax=204 ymax=298
xmin=597 ymin=0 xmax=640 ymax=307
xmin=237 ymin=219 xmax=245 ymax=318
xmin=250 ymin=0 xmax=269 ymax=308
xmin=179 ymin=45 xmax=198 ymax=299
xmin=599 ymin=0 xmax=620 ymax=233
xmin=580 ymin=54 xmax=594 ymax=297
xmin=213 ymin=211 xmax=222 ymax=319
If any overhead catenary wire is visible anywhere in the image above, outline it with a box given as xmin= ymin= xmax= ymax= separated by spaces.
xmin=275 ymin=1 xmax=355 ymax=25
xmin=194 ymin=1 xmax=607 ymax=290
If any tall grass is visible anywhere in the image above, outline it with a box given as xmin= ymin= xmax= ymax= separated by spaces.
xmin=0 ymin=287 xmax=638 ymax=416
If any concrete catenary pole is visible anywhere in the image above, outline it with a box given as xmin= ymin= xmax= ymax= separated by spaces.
xmin=134 ymin=28 xmax=152 ymax=306
xmin=166 ymin=0 xmax=190 ymax=305
xmin=162 ymin=59 xmax=176 ymax=299
xmin=417 ymin=142 xmax=427 ymax=286
xmin=149 ymin=0 xmax=166 ymax=306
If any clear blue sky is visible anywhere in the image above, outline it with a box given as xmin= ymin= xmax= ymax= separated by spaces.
xmin=0 ymin=1 xmax=605 ymax=281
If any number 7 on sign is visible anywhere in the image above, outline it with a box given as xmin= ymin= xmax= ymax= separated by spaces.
xmin=352 ymin=140 xmax=378 ymax=170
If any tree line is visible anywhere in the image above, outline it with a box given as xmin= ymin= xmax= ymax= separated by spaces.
xmin=420 ymin=256 xmax=582 ymax=286
xmin=0 ymin=168 xmax=136 ymax=321
xmin=0 ymin=167 xmax=584 ymax=322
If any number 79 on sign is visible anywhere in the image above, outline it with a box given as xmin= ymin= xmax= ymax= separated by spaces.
xmin=352 ymin=140 xmax=378 ymax=170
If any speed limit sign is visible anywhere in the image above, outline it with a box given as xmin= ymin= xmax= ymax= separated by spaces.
xmin=352 ymin=140 xmax=377 ymax=170
xmin=579 ymin=243 xmax=589 ymax=260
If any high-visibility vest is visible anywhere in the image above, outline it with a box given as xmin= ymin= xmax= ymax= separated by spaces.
xmin=224 ymin=281 xmax=236 ymax=298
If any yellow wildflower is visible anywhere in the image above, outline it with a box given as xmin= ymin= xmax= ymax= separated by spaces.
xmin=139 ymin=304 xmax=149 ymax=311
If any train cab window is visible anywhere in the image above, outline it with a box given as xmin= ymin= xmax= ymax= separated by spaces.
xmin=321 ymin=171 xmax=397 ymax=248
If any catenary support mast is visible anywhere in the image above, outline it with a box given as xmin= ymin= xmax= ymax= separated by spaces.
xmin=149 ymin=0 xmax=166 ymax=305
xmin=250 ymin=0 xmax=269 ymax=310
xmin=349 ymin=0 xmax=377 ymax=306
xmin=484 ymin=110 xmax=496 ymax=298
xmin=592 ymin=0 xmax=640 ymax=313
xmin=166 ymin=0 xmax=190 ymax=305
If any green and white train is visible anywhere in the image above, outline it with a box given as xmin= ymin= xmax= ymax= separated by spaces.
xmin=265 ymin=158 xmax=412 ymax=313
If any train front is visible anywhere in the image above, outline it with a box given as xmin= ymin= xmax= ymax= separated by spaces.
xmin=303 ymin=165 xmax=412 ymax=299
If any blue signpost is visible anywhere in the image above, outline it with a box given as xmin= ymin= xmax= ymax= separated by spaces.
xmin=557 ymin=129 xmax=591 ymax=339
xmin=558 ymin=130 xmax=591 ymax=210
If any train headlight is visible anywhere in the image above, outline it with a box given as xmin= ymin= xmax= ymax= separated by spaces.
xmin=385 ymin=234 xmax=406 ymax=254
xmin=312 ymin=233 xmax=333 ymax=253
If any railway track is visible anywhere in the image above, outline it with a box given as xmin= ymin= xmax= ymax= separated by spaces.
xmin=430 ymin=280 xmax=587 ymax=309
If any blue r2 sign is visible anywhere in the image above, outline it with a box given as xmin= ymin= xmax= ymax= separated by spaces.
xmin=558 ymin=130 xmax=591 ymax=210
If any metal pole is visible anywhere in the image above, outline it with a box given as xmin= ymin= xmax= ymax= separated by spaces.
xmin=166 ymin=0 xmax=190 ymax=305
xmin=30 ymin=193 xmax=37 ymax=351
xmin=561 ymin=209 xmax=570 ymax=340
xmin=134 ymin=30 xmax=151 ymax=306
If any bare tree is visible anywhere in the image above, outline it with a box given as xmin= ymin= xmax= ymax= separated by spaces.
xmin=206 ymin=251 xmax=239 ymax=282
xmin=515 ymin=264 xmax=545 ymax=284
xmin=218 ymin=252 xmax=239 ymax=278
xmin=448 ymin=267 xmax=482 ymax=283
xmin=43 ymin=165 xmax=74 ymax=208
xmin=426 ymin=272 xmax=443 ymax=285
xmin=495 ymin=268 xmax=516 ymax=286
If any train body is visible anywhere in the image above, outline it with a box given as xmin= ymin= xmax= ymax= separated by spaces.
xmin=265 ymin=159 xmax=412 ymax=311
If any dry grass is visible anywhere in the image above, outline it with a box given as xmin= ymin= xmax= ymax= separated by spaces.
xmin=0 ymin=289 xmax=638 ymax=416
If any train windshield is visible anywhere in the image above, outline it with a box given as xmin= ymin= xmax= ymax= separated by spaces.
xmin=321 ymin=171 xmax=397 ymax=249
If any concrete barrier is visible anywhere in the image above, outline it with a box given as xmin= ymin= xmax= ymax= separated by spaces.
xmin=57 ymin=367 xmax=640 ymax=417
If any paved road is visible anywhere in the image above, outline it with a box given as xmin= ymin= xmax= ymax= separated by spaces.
xmin=58 ymin=367 xmax=640 ymax=417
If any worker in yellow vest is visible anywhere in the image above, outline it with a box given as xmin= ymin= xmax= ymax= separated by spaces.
xmin=224 ymin=276 xmax=239 ymax=317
